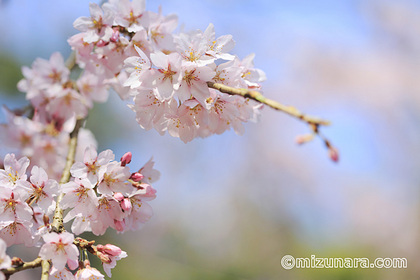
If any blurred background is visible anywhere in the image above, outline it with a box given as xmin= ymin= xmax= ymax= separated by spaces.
xmin=0 ymin=0 xmax=419 ymax=279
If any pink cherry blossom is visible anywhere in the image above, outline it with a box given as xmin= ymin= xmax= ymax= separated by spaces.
xmin=105 ymin=0 xmax=146 ymax=32
xmin=0 ymin=188 xmax=32 ymax=224
xmin=123 ymin=46 xmax=151 ymax=89
xmin=76 ymin=72 xmax=109 ymax=106
xmin=73 ymin=3 xmax=114 ymax=44
xmin=98 ymin=244 xmax=127 ymax=277
xmin=50 ymin=267 xmax=75 ymax=280
xmin=28 ymin=165 xmax=59 ymax=214
xmin=0 ymin=238 xmax=11 ymax=278
xmin=128 ymin=89 xmax=167 ymax=132
xmin=0 ymin=154 xmax=31 ymax=190
xmin=0 ymin=220 xmax=35 ymax=247
xmin=176 ymin=63 xmax=215 ymax=109
xmin=75 ymin=265 xmax=105 ymax=280
xmin=147 ymin=11 xmax=178 ymax=51
xmin=202 ymin=23 xmax=235 ymax=61
xmin=39 ymin=232 xmax=79 ymax=271
xmin=60 ymin=178 xmax=99 ymax=216
xmin=97 ymin=162 xmax=131 ymax=195
xmin=70 ymin=146 xmax=115 ymax=184
xmin=138 ymin=157 xmax=160 ymax=184
xmin=149 ymin=51 xmax=182 ymax=101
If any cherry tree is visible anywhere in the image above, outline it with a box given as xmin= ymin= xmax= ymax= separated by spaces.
xmin=0 ymin=0 xmax=335 ymax=279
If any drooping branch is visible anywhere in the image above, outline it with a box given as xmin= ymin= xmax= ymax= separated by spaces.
xmin=207 ymin=82 xmax=330 ymax=126
xmin=207 ymin=81 xmax=338 ymax=161
xmin=3 ymin=257 xmax=42 ymax=278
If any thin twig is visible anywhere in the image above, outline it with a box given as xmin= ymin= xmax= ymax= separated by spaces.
xmin=2 ymin=257 xmax=42 ymax=277
xmin=207 ymin=82 xmax=331 ymax=126
xmin=207 ymin=81 xmax=339 ymax=161
xmin=51 ymin=118 xmax=85 ymax=233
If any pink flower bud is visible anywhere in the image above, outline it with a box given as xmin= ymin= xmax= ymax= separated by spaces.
xmin=113 ymin=192 xmax=124 ymax=202
xmin=130 ymin=172 xmax=144 ymax=182
xmin=97 ymin=244 xmax=122 ymax=257
xmin=328 ymin=147 xmax=339 ymax=162
xmin=67 ymin=258 xmax=79 ymax=270
xmin=295 ymin=134 xmax=314 ymax=145
xmin=120 ymin=152 xmax=132 ymax=166
xmin=114 ymin=220 xmax=125 ymax=232
xmin=96 ymin=251 xmax=111 ymax=264
xmin=121 ymin=198 xmax=132 ymax=212
xmin=140 ymin=183 xmax=157 ymax=196
xmin=96 ymin=40 xmax=107 ymax=47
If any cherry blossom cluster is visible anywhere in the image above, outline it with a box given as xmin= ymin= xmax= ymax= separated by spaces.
xmin=0 ymin=0 xmax=270 ymax=278
xmin=63 ymin=146 xmax=158 ymax=235
xmin=18 ymin=52 xmax=109 ymax=125
xmin=0 ymin=150 xmax=156 ymax=278
xmin=69 ymin=0 xmax=266 ymax=142
xmin=0 ymin=109 xmax=96 ymax=180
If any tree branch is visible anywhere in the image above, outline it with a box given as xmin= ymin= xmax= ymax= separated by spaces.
xmin=51 ymin=118 xmax=84 ymax=233
xmin=40 ymin=118 xmax=84 ymax=279
xmin=207 ymin=82 xmax=330 ymax=126
xmin=207 ymin=81 xmax=339 ymax=161
xmin=40 ymin=260 xmax=50 ymax=280
xmin=2 ymin=257 xmax=42 ymax=277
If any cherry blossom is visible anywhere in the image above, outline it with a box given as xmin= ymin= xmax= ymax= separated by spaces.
xmin=27 ymin=166 xmax=59 ymax=215
xmin=149 ymin=51 xmax=182 ymax=101
xmin=123 ymin=46 xmax=151 ymax=89
xmin=73 ymin=3 xmax=114 ymax=44
xmin=70 ymin=146 xmax=115 ymax=184
xmin=75 ymin=265 xmax=105 ymax=280
xmin=0 ymin=238 xmax=11 ymax=280
xmin=0 ymin=0 xmax=270 ymax=278
xmin=97 ymin=162 xmax=131 ymax=195
xmin=105 ymin=0 xmax=146 ymax=32
xmin=97 ymin=244 xmax=127 ymax=277
xmin=0 ymin=188 xmax=32 ymax=224
xmin=0 ymin=154 xmax=31 ymax=190
xmin=60 ymin=178 xmax=99 ymax=216
xmin=49 ymin=267 xmax=75 ymax=280
xmin=0 ymin=220 xmax=35 ymax=247
xmin=39 ymin=232 xmax=79 ymax=270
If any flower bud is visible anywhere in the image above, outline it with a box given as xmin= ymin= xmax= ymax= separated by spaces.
xmin=120 ymin=152 xmax=132 ymax=166
xmin=114 ymin=220 xmax=125 ymax=232
xmin=96 ymin=251 xmax=111 ymax=264
xmin=113 ymin=192 xmax=124 ymax=202
xmin=130 ymin=172 xmax=144 ymax=182
xmin=67 ymin=258 xmax=79 ymax=270
xmin=328 ymin=147 xmax=339 ymax=162
xmin=96 ymin=40 xmax=107 ymax=47
xmin=97 ymin=244 xmax=122 ymax=257
xmin=295 ymin=133 xmax=314 ymax=145
xmin=121 ymin=198 xmax=132 ymax=212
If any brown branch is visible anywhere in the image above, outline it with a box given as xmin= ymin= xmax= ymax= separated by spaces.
xmin=51 ymin=118 xmax=84 ymax=233
xmin=38 ymin=118 xmax=85 ymax=279
xmin=207 ymin=82 xmax=331 ymax=126
xmin=208 ymin=81 xmax=339 ymax=161
xmin=2 ymin=257 xmax=42 ymax=277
